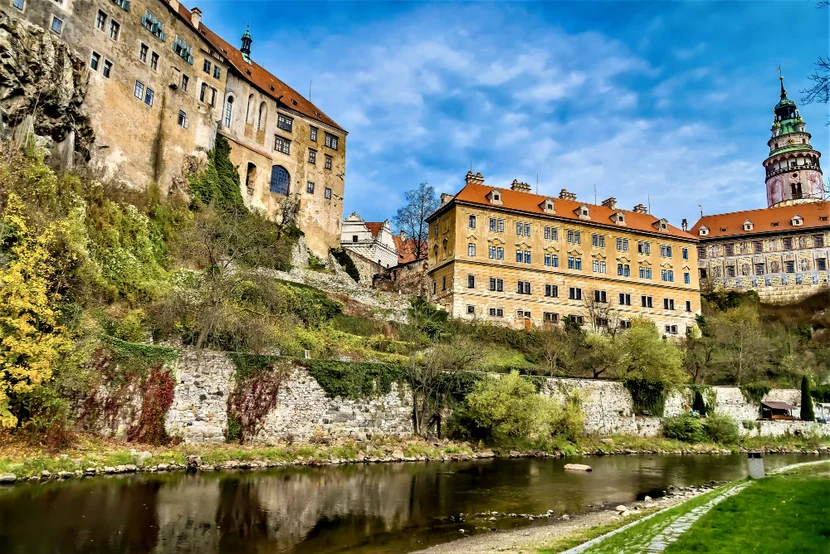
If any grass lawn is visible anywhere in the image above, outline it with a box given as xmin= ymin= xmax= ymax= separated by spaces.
xmin=664 ymin=473 xmax=830 ymax=554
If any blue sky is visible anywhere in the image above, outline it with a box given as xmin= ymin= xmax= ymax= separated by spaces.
xmin=200 ymin=1 xmax=828 ymax=227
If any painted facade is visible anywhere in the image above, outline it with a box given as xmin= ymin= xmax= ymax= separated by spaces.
xmin=427 ymin=173 xmax=701 ymax=334
xmin=340 ymin=213 xmax=399 ymax=269
xmin=692 ymin=78 xmax=830 ymax=303
xmin=5 ymin=0 xmax=345 ymax=258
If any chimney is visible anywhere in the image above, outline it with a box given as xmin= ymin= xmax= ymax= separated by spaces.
xmin=601 ymin=197 xmax=617 ymax=210
xmin=682 ymin=218 xmax=688 ymax=232
xmin=633 ymin=203 xmax=648 ymax=214
xmin=510 ymin=179 xmax=532 ymax=193
xmin=400 ymin=230 xmax=407 ymax=239
xmin=168 ymin=0 xmax=180 ymax=12
xmin=559 ymin=188 xmax=577 ymax=202
xmin=440 ymin=193 xmax=455 ymax=206
xmin=465 ymin=171 xmax=485 ymax=185
xmin=190 ymin=7 xmax=202 ymax=29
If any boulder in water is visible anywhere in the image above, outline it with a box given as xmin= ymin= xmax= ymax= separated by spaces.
xmin=564 ymin=463 xmax=592 ymax=472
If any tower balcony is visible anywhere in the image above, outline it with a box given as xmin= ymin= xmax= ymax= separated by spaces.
xmin=765 ymin=162 xmax=821 ymax=179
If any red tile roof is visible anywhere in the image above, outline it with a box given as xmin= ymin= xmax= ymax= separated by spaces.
xmin=365 ymin=222 xmax=384 ymax=238
xmin=440 ymin=182 xmax=696 ymax=241
xmin=171 ymin=2 xmax=344 ymax=132
xmin=690 ymin=201 xmax=830 ymax=239
xmin=394 ymin=235 xmax=424 ymax=264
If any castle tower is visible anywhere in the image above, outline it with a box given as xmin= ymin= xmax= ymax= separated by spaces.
xmin=764 ymin=74 xmax=823 ymax=207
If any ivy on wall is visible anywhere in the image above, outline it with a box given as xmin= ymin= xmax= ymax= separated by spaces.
xmin=226 ymin=354 xmax=290 ymax=443
xmin=303 ymin=360 xmax=406 ymax=400
xmin=740 ymin=383 xmax=771 ymax=405
xmin=624 ymin=379 xmax=668 ymax=417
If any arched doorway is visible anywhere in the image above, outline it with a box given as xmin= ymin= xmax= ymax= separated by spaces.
xmin=270 ymin=165 xmax=290 ymax=196
xmin=245 ymin=162 xmax=257 ymax=195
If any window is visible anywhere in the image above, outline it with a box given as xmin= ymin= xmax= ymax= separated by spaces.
xmin=308 ymin=149 xmax=316 ymax=164
xmin=223 ymin=96 xmax=234 ymax=127
xmin=698 ymin=246 xmax=706 ymax=259
xmin=203 ymin=59 xmax=211 ymax=74
xmin=592 ymin=234 xmax=605 ymax=247
xmin=142 ymin=10 xmax=166 ymax=40
xmin=660 ymin=244 xmax=673 ymax=257
xmin=213 ymin=66 xmax=221 ymax=80
xmin=257 ymin=102 xmax=267 ymax=129
xmin=199 ymin=83 xmax=207 ymax=102
xmin=109 ymin=20 xmax=120 ymax=40
xmin=665 ymin=325 xmax=678 ymax=335
xmin=686 ymin=300 xmax=692 ymax=312
xmin=488 ymin=218 xmax=504 ymax=233
xmin=177 ymin=110 xmax=188 ymax=128
xmin=545 ymin=284 xmax=558 ymax=298
xmin=134 ymin=81 xmax=144 ymax=100
xmin=488 ymin=246 xmax=504 ymax=260
xmin=51 ymin=16 xmax=63 ymax=34
xmin=433 ymin=223 xmax=438 ymax=239
xmin=641 ymin=295 xmax=653 ymax=308
xmin=639 ymin=266 xmax=652 ymax=279
xmin=139 ymin=43 xmax=149 ymax=63
xmin=278 ymin=114 xmax=293 ymax=132
xmin=517 ymin=281 xmax=531 ymax=295
xmin=310 ymin=126 xmax=318 ymax=142
xmin=112 ymin=0 xmax=129 ymax=10
xmin=102 ymin=60 xmax=112 ymax=78
xmin=569 ymin=287 xmax=582 ymax=301
xmin=468 ymin=243 xmax=476 ymax=257
xmin=274 ymin=136 xmax=290 ymax=155
xmin=351 ymin=235 xmax=358 ymax=243
xmin=814 ymin=235 xmax=825 ymax=248
xmin=594 ymin=290 xmax=607 ymax=303
xmin=524 ymin=251 xmax=531 ymax=264
xmin=324 ymin=187 xmax=332 ymax=200
xmin=661 ymin=269 xmax=674 ymax=282
xmin=489 ymin=278 xmax=504 ymax=292
xmin=144 ymin=87 xmax=154 ymax=107
xmin=13 ymin=0 xmax=24 ymax=10
xmin=592 ymin=260 xmax=606 ymax=274
xmin=700 ymin=268 xmax=708 ymax=279
xmin=753 ymin=241 xmax=763 ymax=253
xmin=544 ymin=253 xmax=559 ymax=267
xmin=619 ymin=293 xmax=631 ymax=306
xmin=664 ymin=298 xmax=675 ymax=310
xmin=783 ymin=238 xmax=793 ymax=250
xmin=726 ymin=266 xmax=735 ymax=277
xmin=324 ymin=155 xmax=333 ymax=170
xmin=785 ymin=260 xmax=795 ymax=273
xmin=568 ymin=257 xmax=582 ymax=270
xmin=755 ymin=263 xmax=765 ymax=275
xmin=150 ymin=52 xmax=159 ymax=71
xmin=543 ymin=312 xmax=559 ymax=324
xmin=818 ymin=259 xmax=827 ymax=271
xmin=616 ymin=238 xmax=629 ymax=251
xmin=181 ymin=74 xmax=189 ymax=92
xmin=325 ymin=132 xmax=339 ymax=149
xmin=574 ymin=316 xmax=585 ymax=326
xmin=306 ymin=181 xmax=315 ymax=194
xmin=620 ymin=320 xmax=631 ymax=329
xmin=617 ymin=263 xmax=630 ymax=277
xmin=567 ymin=230 xmax=581 ymax=244
xmin=683 ymin=272 xmax=690 ymax=285
xmin=269 ymin=166 xmax=290 ymax=196
xmin=682 ymin=247 xmax=689 ymax=261
xmin=725 ymin=244 xmax=734 ymax=256
xmin=467 ymin=275 xmax=475 ymax=288
xmin=467 ymin=305 xmax=475 ymax=315
xmin=173 ymin=36 xmax=194 ymax=64
xmin=489 ymin=308 xmax=504 ymax=318
xmin=637 ymin=241 xmax=651 ymax=255
xmin=90 ymin=52 xmax=101 ymax=71
xmin=442 ymin=277 xmax=446 ymax=291
xmin=96 ymin=10 xmax=107 ymax=31
xmin=516 ymin=222 xmax=531 ymax=236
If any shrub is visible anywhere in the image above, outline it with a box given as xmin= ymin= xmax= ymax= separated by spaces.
xmin=662 ymin=413 xmax=706 ymax=443
xmin=303 ymin=360 xmax=406 ymax=399
xmin=703 ymin=413 xmax=740 ymax=444
xmin=625 ymin=378 xmax=668 ymax=416
xmin=187 ymin=135 xmax=245 ymax=212
xmin=331 ymin=314 xmax=382 ymax=337
xmin=330 ymin=247 xmax=360 ymax=282
xmin=740 ymin=383 xmax=771 ymax=404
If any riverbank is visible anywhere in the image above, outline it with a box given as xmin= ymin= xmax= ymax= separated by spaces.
xmin=1 ymin=431 xmax=829 ymax=484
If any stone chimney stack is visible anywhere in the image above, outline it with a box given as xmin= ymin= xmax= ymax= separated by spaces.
xmin=682 ymin=218 xmax=688 ymax=232
xmin=190 ymin=7 xmax=202 ymax=29
xmin=559 ymin=189 xmax=577 ymax=202
xmin=633 ymin=203 xmax=648 ymax=214
xmin=510 ymin=179 xmax=532 ymax=193
xmin=601 ymin=197 xmax=617 ymax=210
xmin=168 ymin=0 xmax=181 ymax=13
xmin=440 ymin=193 xmax=455 ymax=206
xmin=465 ymin=171 xmax=485 ymax=185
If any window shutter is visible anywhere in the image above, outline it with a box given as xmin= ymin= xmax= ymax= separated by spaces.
xmin=160 ymin=31 xmax=166 ymax=42
xmin=123 ymin=0 xmax=130 ymax=11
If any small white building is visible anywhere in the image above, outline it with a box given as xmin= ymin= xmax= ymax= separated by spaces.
xmin=340 ymin=213 xmax=399 ymax=268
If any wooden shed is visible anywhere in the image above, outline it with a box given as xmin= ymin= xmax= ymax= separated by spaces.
xmin=760 ymin=401 xmax=796 ymax=421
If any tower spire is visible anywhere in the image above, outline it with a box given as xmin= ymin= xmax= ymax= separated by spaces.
xmin=241 ymin=24 xmax=253 ymax=62
xmin=779 ymin=66 xmax=787 ymax=98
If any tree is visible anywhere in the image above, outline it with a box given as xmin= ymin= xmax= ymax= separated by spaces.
xmin=581 ymin=333 xmax=620 ymax=379
xmin=393 ymin=182 xmax=438 ymax=261
xmin=708 ymin=305 xmax=770 ymax=385
xmin=802 ymin=2 xmax=829 ymax=122
xmin=614 ymin=318 xmax=686 ymax=387
xmin=801 ymin=375 xmax=816 ymax=421
xmin=582 ymin=290 xmax=622 ymax=335
xmin=683 ymin=326 xmax=716 ymax=384
xmin=535 ymin=327 xmax=572 ymax=375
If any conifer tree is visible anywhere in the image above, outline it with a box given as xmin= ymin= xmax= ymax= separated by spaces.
xmin=801 ymin=375 xmax=815 ymax=422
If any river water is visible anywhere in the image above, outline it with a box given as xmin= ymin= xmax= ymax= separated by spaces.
xmin=0 ymin=453 xmax=820 ymax=553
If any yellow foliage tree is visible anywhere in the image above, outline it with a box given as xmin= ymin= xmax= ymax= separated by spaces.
xmin=0 ymin=194 xmax=70 ymax=427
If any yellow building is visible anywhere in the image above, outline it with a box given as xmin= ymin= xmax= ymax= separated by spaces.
xmin=427 ymin=172 xmax=701 ymax=335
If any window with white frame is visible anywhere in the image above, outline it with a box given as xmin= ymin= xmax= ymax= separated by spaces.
xmin=544 ymin=284 xmax=558 ymax=297
xmin=468 ymin=243 xmax=476 ymax=257
xmin=177 ymin=110 xmax=188 ymax=128
xmin=544 ymin=253 xmax=558 ymax=267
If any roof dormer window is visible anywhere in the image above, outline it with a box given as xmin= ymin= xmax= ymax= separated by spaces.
xmin=540 ymin=199 xmax=555 ymax=214
xmin=486 ymin=190 xmax=503 ymax=205
xmin=699 ymin=226 xmax=709 ymax=237
xmin=652 ymin=218 xmax=669 ymax=232
xmin=791 ymin=215 xmax=803 ymax=226
xmin=743 ymin=220 xmax=754 ymax=231
xmin=575 ymin=205 xmax=590 ymax=220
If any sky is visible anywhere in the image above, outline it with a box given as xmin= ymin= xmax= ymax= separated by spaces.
xmin=199 ymin=0 xmax=828 ymax=228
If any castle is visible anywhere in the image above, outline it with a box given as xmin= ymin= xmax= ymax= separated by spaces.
xmin=2 ymin=0 xmax=346 ymax=257
xmin=691 ymin=76 xmax=829 ymax=303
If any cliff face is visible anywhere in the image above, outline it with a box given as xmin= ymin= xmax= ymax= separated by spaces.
xmin=0 ymin=10 xmax=93 ymax=162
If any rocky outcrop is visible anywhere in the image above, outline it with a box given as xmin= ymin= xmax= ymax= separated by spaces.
xmin=0 ymin=10 xmax=93 ymax=163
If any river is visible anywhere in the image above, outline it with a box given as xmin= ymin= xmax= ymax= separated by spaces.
xmin=0 ymin=453 xmax=820 ymax=553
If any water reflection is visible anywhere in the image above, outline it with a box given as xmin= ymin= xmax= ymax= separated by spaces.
xmin=0 ymin=454 xmax=819 ymax=554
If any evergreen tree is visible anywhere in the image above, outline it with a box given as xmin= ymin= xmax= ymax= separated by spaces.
xmin=692 ymin=389 xmax=708 ymax=416
xmin=800 ymin=375 xmax=815 ymax=421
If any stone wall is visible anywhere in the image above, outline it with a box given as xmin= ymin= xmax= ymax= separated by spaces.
xmin=164 ymin=351 xmax=825 ymax=444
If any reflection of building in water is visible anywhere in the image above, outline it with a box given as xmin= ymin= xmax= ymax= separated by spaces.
xmin=692 ymin=76 xmax=829 ymax=303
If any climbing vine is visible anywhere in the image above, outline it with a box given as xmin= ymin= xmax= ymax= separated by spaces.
xmin=739 ymin=383 xmax=771 ymax=405
xmin=226 ymin=354 xmax=290 ymax=443
xmin=126 ymin=366 xmax=175 ymax=445
xmin=688 ymin=384 xmax=716 ymax=416
xmin=624 ymin=379 xmax=668 ymax=416
xmin=303 ymin=360 xmax=406 ymax=399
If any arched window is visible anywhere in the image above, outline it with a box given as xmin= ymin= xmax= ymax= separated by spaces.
xmin=258 ymin=102 xmax=267 ymax=130
xmin=245 ymin=162 xmax=257 ymax=194
xmin=246 ymin=94 xmax=255 ymax=123
xmin=223 ymin=96 xmax=234 ymax=128
xmin=270 ymin=165 xmax=290 ymax=196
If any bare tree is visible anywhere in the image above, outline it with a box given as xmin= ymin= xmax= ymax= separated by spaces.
xmin=393 ymin=182 xmax=438 ymax=261
xmin=536 ymin=327 xmax=571 ymax=375
xmin=802 ymin=1 xmax=829 ymax=120
xmin=582 ymin=290 xmax=622 ymax=335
